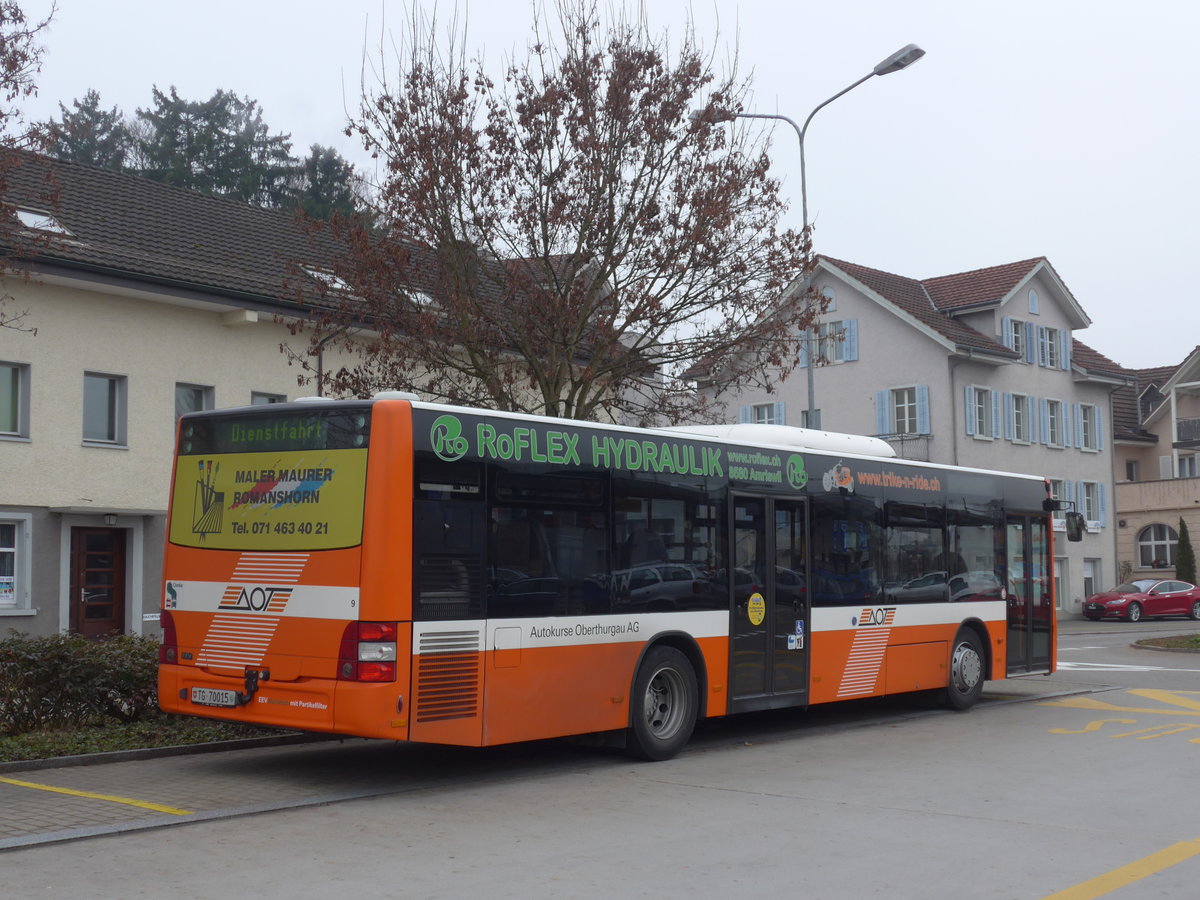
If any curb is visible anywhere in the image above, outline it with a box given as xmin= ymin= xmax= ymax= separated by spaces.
xmin=0 ymin=732 xmax=334 ymax=775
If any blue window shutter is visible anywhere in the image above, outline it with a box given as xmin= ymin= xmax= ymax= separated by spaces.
xmin=774 ymin=401 xmax=786 ymax=425
xmin=1096 ymin=406 xmax=1105 ymax=451
xmin=964 ymin=385 xmax=977 ymax=436
xmin=1064 ymin=480 xmax=1075 ymax=512
xmin=1001 ymin=317 xmax=1013 ymax=349
xmin=1060 ymin=331 xmax=1071 ymax=371
xmin=1062 ymin=403 xmax=1072 ymax=448
xmin=1024 ymin=322 xmax=1036 ymax=364
xmin=1003 ymin=393 xmax=1014 ymax=440
xmin=1073 ymin=403 xmax=1083 ymax=448
xmin=1027 ymin=396 xmax=1038 ymax=444
xmin=991 ymin=391 xmax=1002 ymax=439
xmin=1037 ymin=326 xmax=1048 ymax=366
xmin=844 ymin=319 xmax=858 ymax=361
xmin=916 ymin=385 xmax=931 ymax=435
xmin=1099 ymin=483 xmax=1107 ymax=526
xmin=1040 ymin=398 xmax=1050 ymax=444
xmin=875 ymin=390 xmax=889 ymax=435
xmin=738 ymin=405 xmax=751 ymax=424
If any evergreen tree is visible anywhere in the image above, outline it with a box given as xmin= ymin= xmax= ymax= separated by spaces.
xmin=134 ymin=86 xmax=298 ymax=206
xmin=43 ymin=89 xmax=130 ymax=169
xmin=291 ymin=144 xmax=361 ymax=220
xmin=1177 ymin=518 xmax=1196 ymax=584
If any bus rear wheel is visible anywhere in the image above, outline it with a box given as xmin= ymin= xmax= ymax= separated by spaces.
xmin=943 ymin=629 xmax=985 ymax=711
xmin=628 ymin=646 xmax=698 ymax=761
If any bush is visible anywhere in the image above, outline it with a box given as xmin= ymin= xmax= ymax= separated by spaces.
xmin=0 ymin=631 xmax=159 ymax=735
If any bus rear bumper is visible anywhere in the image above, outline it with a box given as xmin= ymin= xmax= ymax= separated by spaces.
xmin=158 ymin=666 xmax=410 ymax=740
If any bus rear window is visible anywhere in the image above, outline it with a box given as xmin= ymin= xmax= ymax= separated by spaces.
xmin=169 ymin=407 xmax=370 ymax=551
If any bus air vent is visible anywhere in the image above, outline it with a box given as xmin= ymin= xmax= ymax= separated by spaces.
xmin=416 ymin=630 xmax=481 ymax=722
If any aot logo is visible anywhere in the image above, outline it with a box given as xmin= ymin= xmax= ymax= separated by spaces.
xmin=852 ymin=607 xmax=896 ymax=627
xmin=219 ymin=585 xmax=292 ymax=613
xmin=431 ymin=415 xmax=469 ymax=462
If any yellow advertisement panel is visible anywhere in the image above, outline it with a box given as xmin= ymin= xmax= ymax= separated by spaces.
xmin=169 ymin=448 xmax=368 ymax=550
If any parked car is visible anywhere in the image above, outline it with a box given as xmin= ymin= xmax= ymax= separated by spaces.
xmin=1082 ymin=579 xmax=1200 ymax=622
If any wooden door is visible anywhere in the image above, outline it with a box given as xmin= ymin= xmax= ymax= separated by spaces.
xmin=69 ymin=527 xmax=127 ymax=638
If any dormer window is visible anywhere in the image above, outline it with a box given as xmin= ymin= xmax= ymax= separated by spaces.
xmin=14 ymin=207 xmax=71 ymax=236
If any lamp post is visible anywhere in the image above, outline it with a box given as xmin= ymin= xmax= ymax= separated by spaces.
xmin=693 ymin=43 xmax=925 ymax=430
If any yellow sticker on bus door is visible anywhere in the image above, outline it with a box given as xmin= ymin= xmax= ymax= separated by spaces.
xmin=168 ymin=448 xmax=368 ymax=550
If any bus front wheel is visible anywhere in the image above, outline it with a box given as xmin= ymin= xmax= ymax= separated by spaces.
xmin=628 ymin=646 xmax=698 ymax=761
xmin=943 ymin=629 xmax=985 ymax=711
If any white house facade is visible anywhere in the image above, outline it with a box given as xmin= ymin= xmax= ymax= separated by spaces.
xmin=720 ymin=255 xmax=1129 ymax=616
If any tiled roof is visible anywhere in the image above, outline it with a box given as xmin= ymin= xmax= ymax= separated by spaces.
xmin=2 ymin=151 xmax=333 ymax=307
xmin=1070 ymin=338 xmax=1125 ymax=377
xmin=921 ymin=258 xmax=1044 ymax=310
xmin=820 ymin=255 xmax=1016 ymax=357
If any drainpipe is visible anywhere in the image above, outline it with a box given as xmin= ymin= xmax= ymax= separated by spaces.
xmin=948 ymin=355 xmax=962 ymax=466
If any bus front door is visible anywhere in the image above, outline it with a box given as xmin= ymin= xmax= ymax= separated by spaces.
xmin=1006 ymin=515 xmax=1054 ymax=675
xmin=730 ymin=495 xmax=810 ymax=712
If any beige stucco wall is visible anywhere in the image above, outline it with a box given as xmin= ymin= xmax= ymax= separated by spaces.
xmin=1114 ymin=478 xmax=1200 ymax=579
xmin=1 ymin=276 xmax=355 ymax=512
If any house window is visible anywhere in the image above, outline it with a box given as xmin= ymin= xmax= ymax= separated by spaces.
xmin=893 ymin=387 xmax=918 ymax=434
xmin=1009 ymin=319 xmax=1025 ymax=358
xmin=1125 ymin=459 xmax=1139 ymax=482
xmin=1039 ymin=326 xmax=1060 ymax=368
xmin=965 ymin=385 xmax=996 ymax=439
xmin=1028 ymin=289 xmax=1040 ymax=314
xmin=1 ymin=362 xmax=30 ymax=438
xmin=83 ymin=372 xmax=127 ymax=445
xmin=876 ymin=385 xmax=929 ymax=436
xmin=1046 ymin=399 xmax=1064 ymax=447
xmin=0 ymin=514 xmax=31 ymax=613
xmin=1078 ymin=403 xmax=1101 ymax=451
xmin=1181 ymin=454 xmax=1199 ymax=479
xmin=1011 ymin=393 xmax=1029 ymax=442
xmin=1137 ymin=523 xmax=1178 ymax=568
xmin=1081 ymin=481 xmax=1099 ymax=522
xmin=175 ymin=383 xmax=214 ymax=420
xmin=751 ymin=402 xmax=781 ymax=425
xmin=1048 ymin=479 xmax=1065 ymax=521
xmin=801 ymin=408 xmax=821 ymax=429
xmin=805 ymin=319 xmax=857 ymax=366
xmin=1083 ymin=559 xmax=1099 ymax=598
xmin=820 ymin=286 xmax=836 ymax=312
xmin=15 ymin=207 xmax=71 ymax=235
xmin=251 ymin=391 xmax=286 ymax=405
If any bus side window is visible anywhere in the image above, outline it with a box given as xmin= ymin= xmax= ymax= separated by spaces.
xmin=414 ymin=499 xmax=485 ymax=621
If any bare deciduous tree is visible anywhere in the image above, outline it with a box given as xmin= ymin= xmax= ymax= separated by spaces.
xmin=289 ymin=1 xmax=816 ymax=424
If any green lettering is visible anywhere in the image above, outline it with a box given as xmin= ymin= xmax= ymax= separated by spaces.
xmin=478 ymin=423 xmax=497 ymax=458
xmin=561 ymin=432 xmax=581 ymax=465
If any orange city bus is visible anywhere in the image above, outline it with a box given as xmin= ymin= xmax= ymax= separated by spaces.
xmin=158 ymin=394 xmax=1080 ymax=760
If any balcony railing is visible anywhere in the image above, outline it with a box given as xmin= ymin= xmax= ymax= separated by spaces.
xmin=876 ymin=432 xmax=932 ymax=461
xmin=1175 ymin=417 xmax=1200 ymax=446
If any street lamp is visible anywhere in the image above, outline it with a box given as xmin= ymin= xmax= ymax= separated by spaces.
xmin=692 ymin=43 xmax=925 ymax=430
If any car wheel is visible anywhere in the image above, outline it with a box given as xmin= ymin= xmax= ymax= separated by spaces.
xmin=943 ymin=629 xmax=985 ymax=711
xmin=1126 ymin=602 xmax=1142 ymax=623
xmin=1191 ymin=601 xmax=1200 ymax=621
xmin=627 ymin=646 xmax=698 ymax=761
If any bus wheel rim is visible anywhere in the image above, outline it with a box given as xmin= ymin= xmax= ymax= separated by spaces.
xmin=951 ymin=641 xmax=982 ymax=692
xmin=645 ymin=666 xmax=686 ymax=739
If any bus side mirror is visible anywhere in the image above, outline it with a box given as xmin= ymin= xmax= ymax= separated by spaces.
xmin=1064 ymin=511 xmax=1085 ymax=542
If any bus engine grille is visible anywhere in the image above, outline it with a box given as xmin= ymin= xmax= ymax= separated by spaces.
xmin=415 ymin=630 xmax=481 ymax=722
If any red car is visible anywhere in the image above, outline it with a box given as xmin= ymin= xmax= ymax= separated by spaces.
xmin=1083 ymin=579 xmax=1200 ymax=622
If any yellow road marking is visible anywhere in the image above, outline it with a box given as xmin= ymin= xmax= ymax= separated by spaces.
xmin=1040 ymin=695 xmax=1200 ymax=717
xmin=0 ymin=775 xmax=192 ymax=815
xmin=1044 ymin=838 xmax=1200 ymax=899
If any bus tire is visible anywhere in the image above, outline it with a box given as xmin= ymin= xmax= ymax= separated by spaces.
xmin=943 ymin=629 xmax=985 ymax=711
xmin=628 ymin=646 xmax=698 ymax=761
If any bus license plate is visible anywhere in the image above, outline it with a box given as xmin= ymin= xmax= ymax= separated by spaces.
xmin=191 ymin=687 xmax=239 ymax=708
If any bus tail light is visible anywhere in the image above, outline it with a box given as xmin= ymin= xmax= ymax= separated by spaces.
xmin=159 ymin=610 xmax=178 ymax=664
xmin=338 ymin=621 xmax=398 ymax=682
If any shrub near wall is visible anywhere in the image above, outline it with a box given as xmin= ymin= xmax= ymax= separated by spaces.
xmin=0 ymin=631 xmax=159 ymax=735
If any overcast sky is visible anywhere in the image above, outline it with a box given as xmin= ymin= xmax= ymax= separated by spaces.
xmin=20 ymin=0 xmax=1197 ymax=370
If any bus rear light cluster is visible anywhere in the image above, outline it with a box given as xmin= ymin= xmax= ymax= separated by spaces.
xmin=159 ymin=610 xmax=178 ymax=664
xmin=338 ymin=621 xmax=398 ymax=682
